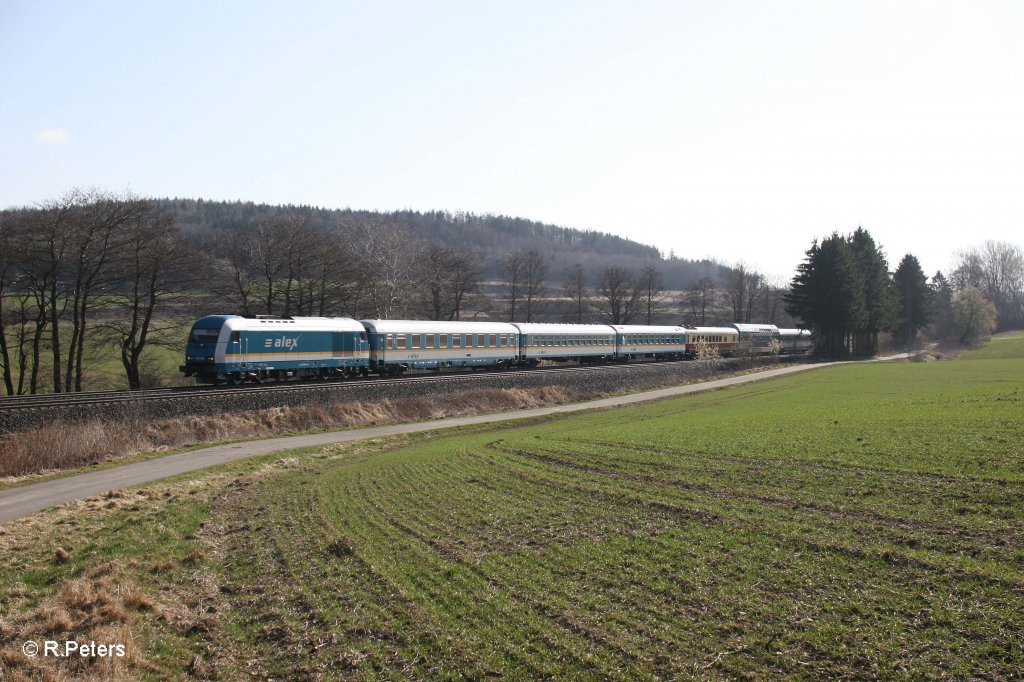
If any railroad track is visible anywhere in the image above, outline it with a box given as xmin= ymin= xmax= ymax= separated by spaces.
xmin=0 ymin=360 xmax=683 ymax=413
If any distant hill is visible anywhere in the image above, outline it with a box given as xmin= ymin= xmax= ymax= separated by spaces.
xmin=154 ymin=198 xmax=728 ymax=289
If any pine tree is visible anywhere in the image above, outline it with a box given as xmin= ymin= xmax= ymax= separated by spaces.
xmin=930 ymin=271 xmax=954 ymax=342
xmin=893 ymin=254 xmax=933 ymax=347
xmin=785 ymin=229 xmax=899 ymax=358
xmin=849 ymin=228 xmax=896 ymax=355
xmin=785 ymin=233 xmax=867 ymax=357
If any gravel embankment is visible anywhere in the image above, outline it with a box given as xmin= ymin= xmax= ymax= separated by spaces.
xmin=2 ymin=357 xmax=806 ymax=433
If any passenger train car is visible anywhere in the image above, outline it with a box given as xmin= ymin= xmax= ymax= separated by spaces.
xmin=684 ymin=327 xmax=740 ymax=357
xmin=727 ymin=323 xmax=780 ymax=354
xmin=361 ymin=320 xmax=519 ymax=374
xmin=513 ymin=323 xmax=616 ymax=365
xmin=777 ymin=328 xmax=813 ymax=354
xmin=611 ymin=325 xmax=688 ymax=360
xmin=182 ymin=315 xmax=811 ymax=384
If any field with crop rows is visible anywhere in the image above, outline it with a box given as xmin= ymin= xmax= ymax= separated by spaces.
xmin=208 ymin=351 xmax=1023 ymax=679
xmin=2 ymin=341 xmax=1022 ymax=680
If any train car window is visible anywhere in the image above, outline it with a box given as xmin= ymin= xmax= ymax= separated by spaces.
xmin=426 ymin=335 xmax=435 ymax=348
xmin=440 ymin=335 xmax=448 ymax=348
xmin=477 ymin=334 xmax=485 ymax=347
xmin=386 ymin=334 xmax=393 ymax=348
xmin=489 ymin=334 xmax=497 ymax=347
xmin=453 ymin=335 xmax=461 ymax=348
xmin=411 ymin=334 xmax=421 ymax=348
xmin=397 ymin=335 xmax=407 ymax=349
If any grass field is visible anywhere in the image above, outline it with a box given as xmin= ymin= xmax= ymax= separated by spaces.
xmin=960 ymin=330 xmax=1024 ymax=360
xmin=1 ymin=347 xmax=1022 ymax=679
xmin=0 ymin=320 xmax=188 ymax=394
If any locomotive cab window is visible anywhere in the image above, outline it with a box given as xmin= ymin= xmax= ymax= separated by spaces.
xmin=230 ymin=331 xmax=240 ymax=343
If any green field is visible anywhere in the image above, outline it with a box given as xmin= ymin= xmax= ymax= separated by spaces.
xmin=2 ymin=349 xmax=1022 ymax=679
xmin=960 ymin=330 xmax=1024 ymax=360
xmin=0 ymin=321 xmax=188 ymax=393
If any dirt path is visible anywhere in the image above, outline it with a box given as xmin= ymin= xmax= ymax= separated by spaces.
xmin=0 ymin=360 xmax=851 ymax=523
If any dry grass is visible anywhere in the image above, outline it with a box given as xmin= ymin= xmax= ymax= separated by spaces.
xmin=1 ymin=559 xmax=153 ymax=680
xmin=0 ymin=386 xmax=586 ymax=479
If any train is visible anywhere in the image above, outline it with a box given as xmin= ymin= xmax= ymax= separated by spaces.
xmin=180 ymin=315 xmax=812 ymax=385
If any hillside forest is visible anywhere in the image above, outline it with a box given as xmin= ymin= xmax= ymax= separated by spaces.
xmin=1 ymin=190 xmax=1020 ymax=393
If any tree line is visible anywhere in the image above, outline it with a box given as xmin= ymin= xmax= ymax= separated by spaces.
xmin=0 ymin=192 xmax=791 ymax=394
xmin=4 ymin=192 xmax=1017 ymax=392
xmin=784 ymin=228 xmax=1019 ymax=357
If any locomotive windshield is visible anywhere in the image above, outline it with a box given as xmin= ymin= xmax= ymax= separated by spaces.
xmin=189 ymin=328 xmax=221 ymax=345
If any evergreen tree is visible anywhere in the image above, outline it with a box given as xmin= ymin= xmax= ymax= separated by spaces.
xmin=785 ymin=229 xmax=900 ymax=358
xmin=785 ymin=233 xmax=866 ymax=357
xmin=849 ymin=228 xmax=897 ymax=355
xmin=893 ymin=254 xmax=933 ymax=347
xmin=930 ymin=271 xmax=954 ymax=342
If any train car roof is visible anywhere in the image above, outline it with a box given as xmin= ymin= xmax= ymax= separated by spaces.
xmin=360 ymin=320 xmax=520 ymax=334
xmin=511 ymin=323 xmax=616 ymax=335
xmin=688 ymin=326 xmax=739 ymax=334
xmin=727 ymin=323 xmax=780 ymax=333
xmin=224 ymin=316 xmax=365 ymax=332
xmin=611 ymin=325 xmax=688 ymax=334
xmin=777 ymin=328 xmax=812 ymax=337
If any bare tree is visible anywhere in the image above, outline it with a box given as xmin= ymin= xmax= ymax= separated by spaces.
xmin=0 ymin=215 xmax=19 ymax=395
xmin=251 ymin=218 xmax=291 ymax=315
xmin=356 ymin=220 xmax=420 ymax=318
xmin=19 ymin=193 xmax=80 ymax=392
xmin=501 ymin=252 xmax=525 ymax=321
xmin=726 ymin=262 xmax=765 ymax=323
xmin=299 ymin=227 xmax=361 ymax=317
xmin=416 ymin=245 xmax=482 ymax=320
xmin=99 ymin=208 xmax=198 ymax=389
xmin=563 ymin=263 xmax=588 ymax=323
xmin=522 ymin=250 xmax=548 ymax=322
xmin=682 ymin=277 xmax=715 ymax=325
xmin=951 ymin=242 xmax=1024 ymax=330
xmin=203 ymin=229 xmax=258 ymax=315
xmin=638 ymin=264 xmax=666 ymax=325
xmin=62 ymin=194 xmax=152 ymax=391
xmin=595 ymin=266 xmax=641 ymax=324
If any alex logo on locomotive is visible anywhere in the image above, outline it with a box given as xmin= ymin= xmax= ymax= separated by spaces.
xmin=263 ymin=336 xmax=300 ymax=350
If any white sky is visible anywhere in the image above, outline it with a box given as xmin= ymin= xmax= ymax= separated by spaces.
xmin=1 ymin=0 xmax=1021 ymax=278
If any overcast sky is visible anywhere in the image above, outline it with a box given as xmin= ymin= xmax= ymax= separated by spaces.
xmin=2 ymin=1 xmax=1021 ymax=278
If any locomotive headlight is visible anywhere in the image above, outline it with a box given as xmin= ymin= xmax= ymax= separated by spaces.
xmin=206 ymin=356 xmax=214 ymax=362
xmin=186 ymin=355 xmax=194 ymax=361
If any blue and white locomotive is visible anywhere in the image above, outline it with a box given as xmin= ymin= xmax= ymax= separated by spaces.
xmin=181 ymin=315 xmax=369 ymax=384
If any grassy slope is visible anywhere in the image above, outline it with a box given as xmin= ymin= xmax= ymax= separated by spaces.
xmin=1 ymin=346 xmax=1022 ymax=679
xmin=960 ymin=330 xmax=1024 ymax=360
xmin=1 ymin=318 xmax=187 ymax=393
